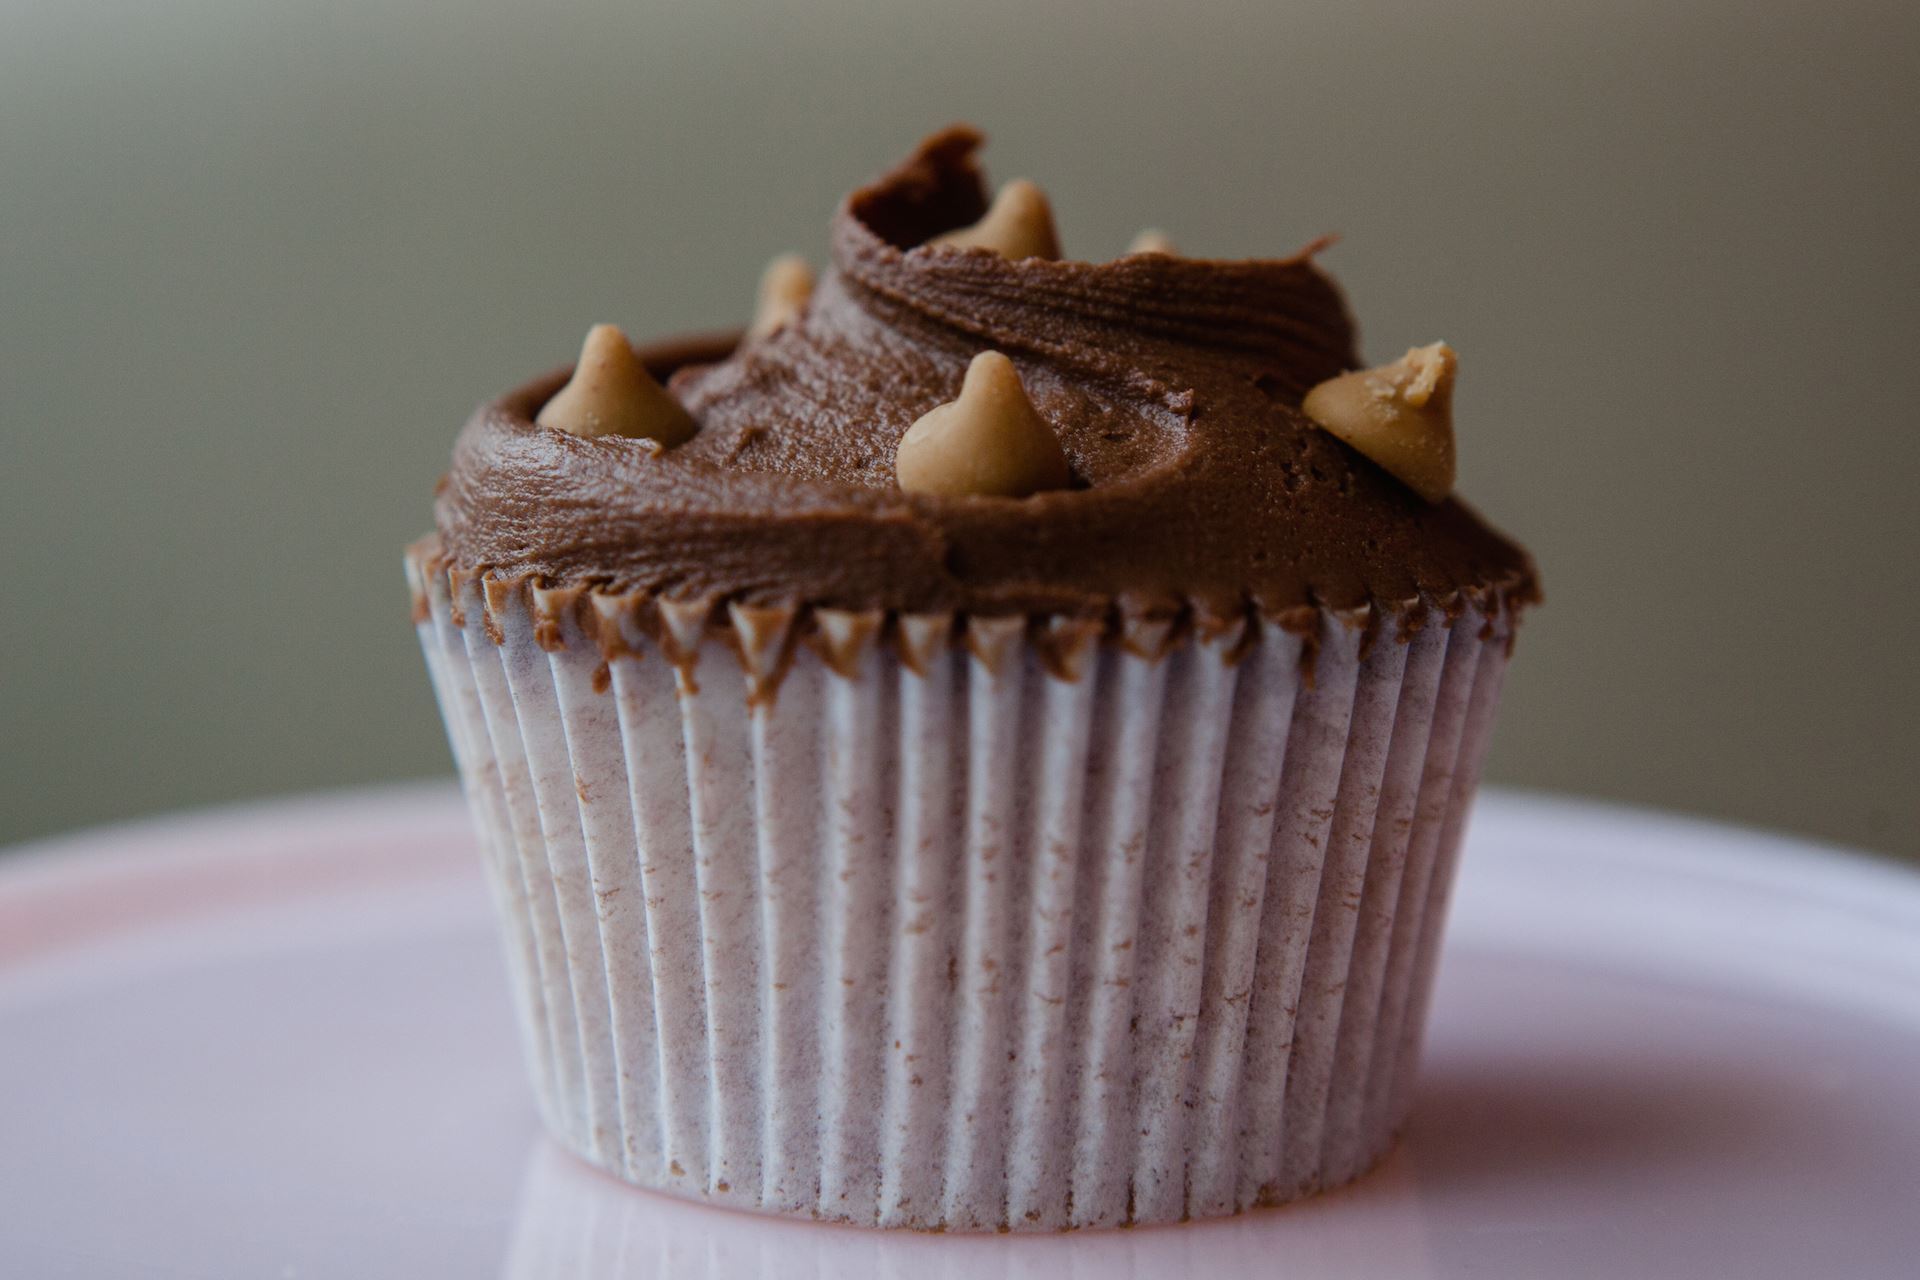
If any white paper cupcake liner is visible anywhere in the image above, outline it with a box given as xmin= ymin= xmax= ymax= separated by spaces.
xmin=406 ymin=552 xmax=1511 ymax=1232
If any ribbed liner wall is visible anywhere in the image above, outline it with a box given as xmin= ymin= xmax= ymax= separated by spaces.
xmin=410 ymin=559 xmax=1508 ymax=1231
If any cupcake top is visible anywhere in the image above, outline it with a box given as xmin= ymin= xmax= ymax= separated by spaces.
xmin=433 ymin=126 xmax=1537 ymax=627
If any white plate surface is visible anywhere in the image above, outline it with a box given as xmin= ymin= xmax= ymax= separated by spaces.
xmin=2 ymin=786 xmax=1917 ymax=1279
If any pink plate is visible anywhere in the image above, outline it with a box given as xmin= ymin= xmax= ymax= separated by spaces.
xmin=2 ymin=786 xmax=1918 ymax=1278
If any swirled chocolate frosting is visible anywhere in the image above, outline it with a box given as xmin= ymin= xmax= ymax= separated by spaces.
xmin=433 ymin=126 xmax=1537 ymax=622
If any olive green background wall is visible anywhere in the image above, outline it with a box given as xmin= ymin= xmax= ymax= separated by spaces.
xmin=4 ymin=0 xmax=1916 ymax=858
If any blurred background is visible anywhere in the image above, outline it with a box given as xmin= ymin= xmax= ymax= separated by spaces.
xmin=3 ymin=0 xmax=1915 ymax=859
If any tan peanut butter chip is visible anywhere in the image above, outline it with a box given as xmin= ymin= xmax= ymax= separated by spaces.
xmin=929 ymin=179 xmax=1061 ymax=260
xmin=895 ymin=351 xmax=1071 ymax=498
xmin=1125 ymin=228 xmax=1178 ymax=256
xmin=745 ymin=253 xmax=815 ymax=340
xmin=1301 ymin=342 xmax=1458 ymax=502
xmin=536 ymin=324 xmax=696 ymax=446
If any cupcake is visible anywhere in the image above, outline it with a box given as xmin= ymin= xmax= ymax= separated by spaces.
xmin=407 ymin=125 xmax=1537 ymax=1232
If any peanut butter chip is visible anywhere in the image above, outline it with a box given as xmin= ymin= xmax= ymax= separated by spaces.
xmin=895 ymin=351 xmax=1071 ymax=498
xmin=746 ymin=253 xmax=815 ymax=340
xmin=1301 ymin=342 xmax=1458 ymax=502
xmin=1125 ymin=228 xmax=1178 ymax=256
xmin=929 ymin=179 xmax=1061 ymax=260
xmin=536 ymin=324 xmax=696 ymax=446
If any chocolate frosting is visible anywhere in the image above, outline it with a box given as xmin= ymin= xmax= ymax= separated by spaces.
xmin=433 ymin=126 xmax=1537 ymax=623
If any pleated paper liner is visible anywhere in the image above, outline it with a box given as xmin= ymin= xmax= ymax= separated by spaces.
xmin=407 ymin=548 xmax=1512 ymax=1231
